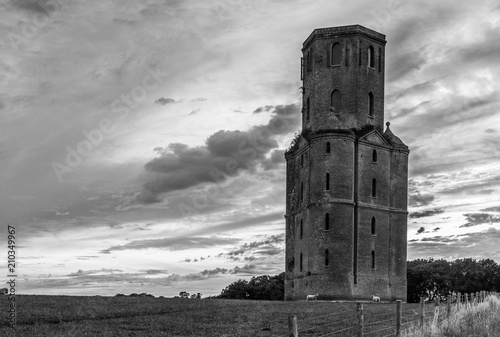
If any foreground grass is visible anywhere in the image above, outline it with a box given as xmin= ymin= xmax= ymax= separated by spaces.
xmin=0 ymin=296 xmax=420 ymax=336
xmin=403 ymin=295 xmax=500 ymax=337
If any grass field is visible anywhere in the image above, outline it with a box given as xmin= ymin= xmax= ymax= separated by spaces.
xmin=0 ymin=295 xmax=422 ymax=336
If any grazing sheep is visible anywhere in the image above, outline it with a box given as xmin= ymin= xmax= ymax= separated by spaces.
xmin=0 ymin=288 xmax=7 ymax=295
xmin=372 ymin=295 xmax=381 ymax=303
xmin=306 ymin=293 xmax=319 ymax=301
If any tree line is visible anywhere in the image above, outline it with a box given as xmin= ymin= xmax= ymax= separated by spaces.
xmin=213 ymin=258 xmax=500 ymax=302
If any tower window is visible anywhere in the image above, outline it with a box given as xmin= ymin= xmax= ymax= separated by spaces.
xmin=325 ymin=249 xmax=329 ymax=267
xmin=330 ymin=89 xmax=341 ymax=114
xmin=371 ymin=217 xmax=376 ymax=235
xmin=372 ymin=178 xmax=377 ymax=198
xmin=300 ymin=252 xmax=303 ymax=272
xmin=326 ymin=142 xmax=331 ymax=154
xmin=325 ymin=213 xmax=330 ymax=230
xmin=300 ymin=182 xmax=304 ymax=201
xmin=371 ymin=251 xmax=376 ymax=270
xmin=306 ymin=97 xmax=310 ymax=121
xmin=300 ymin=219 xmax=303 ymax=239
xmin=368 ymin=92 xmax=374 ymax=117
xmin=326 ymin=173 xmax=330 ymax=190
xmin=300 ymin=153 xmax=304 ymax=166
xmin=372 ymin=149 xmax=377 ymax=163
xmin=331 ymin=43 xmax=341 ymax=65
xmin=368 ymin=46 xmax=375 ymax=68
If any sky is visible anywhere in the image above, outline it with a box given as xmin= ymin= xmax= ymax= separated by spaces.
xmin=0 ymin=0 xmax=499 ymax=297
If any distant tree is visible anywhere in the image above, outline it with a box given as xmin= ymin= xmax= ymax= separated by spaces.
xmin=216 ymin=272 xmax=284 ymax=300
xmin=407 ymin=258 xmax=500 ymax=303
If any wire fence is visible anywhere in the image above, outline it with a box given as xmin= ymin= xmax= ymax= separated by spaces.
xmin=287 ymin=291 xmax=498 ymax=337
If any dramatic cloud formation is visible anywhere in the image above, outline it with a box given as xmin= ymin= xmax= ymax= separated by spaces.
xmin=131 ymin=104 xmax=299 ymax=204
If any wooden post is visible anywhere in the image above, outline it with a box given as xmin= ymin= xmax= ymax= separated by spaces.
xmin=476 ymin=292 xmax=480 ymax=303
xmin=396 ymin=300 xmax=402 ymax=337
xmin=447 ymin=295 xmax=451 ymax=320
xmin=357 ymin=302 xmax=364 ymax=337
xmin=465 ymin=293 xmax=469 ymax=307
xmin=433 ymin=306 xmax=439 ymax=326
xmin=419 ymin=297 xmax=425 ymax=332
xmin=288 ymin=315 xmax=298 ymax=337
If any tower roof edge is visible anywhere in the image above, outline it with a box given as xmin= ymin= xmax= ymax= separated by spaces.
xmin=303 ymin=24 xmax=386 ymax=50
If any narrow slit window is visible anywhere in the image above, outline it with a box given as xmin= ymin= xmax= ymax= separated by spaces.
xmin=331 ymin=43 xmax=341 ymax=65
xmin=325 ymin=249 xmax=329 ymax=266
xmin=368 ymin=46 xmax=375 ymax=68
xmin=300 ymin=182 xmax=304 ymax=201
xmin=300 ymin=219 xmax=303 ymax=239
xmin=326 ymin=142 xmax=331 ymax=154
xmin=371 ymin=251 xmax=376 ymax=270
xmin=330 ymin=90 xmax=341 ymax=114
xmin=371 ymin=217 xmax=376 ymax=235
xmin=372 ymin=178 xmax=377 ymax=197
xmin=300 ymin=252 xmax=303 ymax=272
xmin=368 ymin=92 xmax=374 ymax=116
xmin=325 ymin=213 xmax=330 ymax=230
xmin=326 ymin=173 xmax=330 ymax=190
xmin=372 ymin=149 xmax=377 ymax=162
xmin=301 ymin=153 xmax=304 ymax=166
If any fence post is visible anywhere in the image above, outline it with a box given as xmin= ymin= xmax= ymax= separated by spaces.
xmin=465 ymin=293 xmax=469 ymax=307
xmin=288 ymin=315 xmax=298 ymax=337
xmin=396 ymin=300 xmax=402 ymax=337
xmin=357 ymin=302 xmax=364 ymax=337
xmin=447 ymin=295 xmax=451 ymax=320
xmin=476 ymin=292 xmax=480 ymax=303
xmin=456 ymin=292 xmax=461 ymax=309
xmin=419 ymin=297 xmax=425 ymax=332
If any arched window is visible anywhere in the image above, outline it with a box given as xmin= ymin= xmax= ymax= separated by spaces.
xmin=332 ymin=43 xmax=341 ymax=65
xmin=371 ymin=217 xmax=376 ymax=235
xmin=326 ymin=173 xmax=330 ymax=190
xmin=368 ymin=46 xmax=375 ymax=68
xmin=372 ymin=178 xmax=377 ymax=197
xmin=306 ymin=97 xmax=310 ymax=121
xmin=326 ymin=142 xmax=331 ymax=154
xmin=325 ymin=213 xmax=330 ymax=230
xmin=300 ymin=219 xmax=303 ymax=239
xmin=330 ymin=90 xmax=341 ymax=114
xmin=300 ymin=252 xmax=303 ymax=272
xmin=368 ymin=92 xmax=374 ymax=116
xmin=371 ymin=251 xmax=376 ymax=270
xmin=372 ymin=149 xmax=377 ymax=162
xmin=325 ymin=249 xmax=329 ymax=266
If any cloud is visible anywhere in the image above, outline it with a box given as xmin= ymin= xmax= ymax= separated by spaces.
xmin=409 ymin=192 xmax=435 ymax=207
xmin=226 ymin=234 xmax=284 ymax=257
xmin=409 ymin=208 xmax=444 ymax=219
xmin=416 ymin=227 xmax=425 ymax=235
xmin=130 ymin=103 xmax=300 ymax=204
xmin=481 ymin=206 xmax=500 ymax=213
xmin=10 ymin=0 xmax=46 ymax=13
xmin=100 ymin=236 xmax=240 ymax=254
xmin=253 ymin=105 xmax=274 ymax=114
xmin=460 ymin=213 xmax=500 ymax=228
xmin=485 ymin=129 xmax=498 ymax=134
xmin=154 ymin=97 xmax=178 ymax=105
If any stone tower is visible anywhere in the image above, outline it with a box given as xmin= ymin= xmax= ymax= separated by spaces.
xmin=284 ymin=25 xmax=409 ymax=301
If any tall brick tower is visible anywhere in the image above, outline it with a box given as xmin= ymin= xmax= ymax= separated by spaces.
xmin=284 ymin=25 xmax=409 ymax=301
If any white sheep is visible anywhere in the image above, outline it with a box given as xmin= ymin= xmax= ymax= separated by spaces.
xmin=306 ymin=293 xmax=319 ymax=301
xmin=372 ymin=295 xmax=381 ymax=303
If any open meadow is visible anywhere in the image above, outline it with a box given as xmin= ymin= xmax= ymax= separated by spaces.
xmin=0 ymin=295 xmax=422 ymax=336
